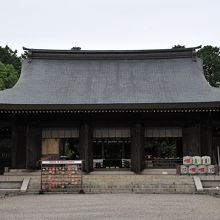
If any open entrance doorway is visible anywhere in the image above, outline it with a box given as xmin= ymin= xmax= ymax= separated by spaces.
xmin=42 ymin=138 xmax=79 ymax=160
xmin=144 ymin=138 xmax=183 ymax=168
xmin=144 ymin=127 xmax=183 ymax=169
xmin=41 ymin=127 xmax=80 ymax=161
xmin=93 ymin=126 xmax=131 ymax=170
xmin=93 ymin=138 xmax=131 ymax=169
xmin=59 ymin=138 xmax=80 ymax=160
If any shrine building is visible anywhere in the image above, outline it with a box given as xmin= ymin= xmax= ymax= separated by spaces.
xmin=0 ymin=46 xmax=220 ymax=173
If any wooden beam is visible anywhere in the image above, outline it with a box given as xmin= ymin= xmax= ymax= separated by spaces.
xmin=79 ymin=121 xmax=93 ymax=173
xmin=131 ymin=121 xmax=144 ymax=173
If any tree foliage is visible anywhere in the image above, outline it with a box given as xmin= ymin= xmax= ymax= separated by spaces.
xmin=0 ymin=45 xmax=23 ymax=90
xmin=172 ymin=45 xmax=220 ymax=87
xmin=197 ymin=46 xmax=220 ymax=87
xmin=0 ymin=62 xmax=18 ymax=90
xmin=0 ymin=45 xmax=21 ymax=74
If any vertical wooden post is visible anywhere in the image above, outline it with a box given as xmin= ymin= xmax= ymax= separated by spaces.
xmin=207 ymin=125 xmax=213 ymax=157
xmin=122 ymin=142 xmax=125 ymax=159
xmin=201 ymin=123 xmax=213 ymax=157
xmin=101 ymin=141 xmax=105 ymax=159
xmin=131 ymin=121 xmax=144 ymax=173
xmin=11 ymin=125 xmax=17 ymax=169
xmin=182 ymin=124 xmax=201 ymax=156
xmin=26 ymin=125 xmax=42 ymax=169
xmin=26 ymin=124 xmax=30 ymax=169
xmin=12 ymin=124 xmax=27 ymax=169
xmin=176 ymin=138 xmax=183 ymax=158
xmin=79 ymin=121 xmax=93 ymax=173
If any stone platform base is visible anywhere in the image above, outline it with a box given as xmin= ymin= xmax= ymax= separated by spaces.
xmin=1 ymin=169 xmax=197 ymax=194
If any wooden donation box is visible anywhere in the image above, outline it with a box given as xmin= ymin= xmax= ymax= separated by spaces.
xmin=41 ymin=160 xmax=82 ymax=192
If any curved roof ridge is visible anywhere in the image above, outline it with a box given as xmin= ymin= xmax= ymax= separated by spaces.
xmin=23 ymin=46 xmax=201 ymax=60
xmin=23 ymin=46 xmax=201 ymax=53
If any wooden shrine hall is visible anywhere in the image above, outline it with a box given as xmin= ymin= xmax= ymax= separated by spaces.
xmin=0 ymin=46 xmax=220 ymax=174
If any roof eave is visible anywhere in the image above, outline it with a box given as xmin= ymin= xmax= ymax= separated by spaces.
xmin=0 ymin=102 xmax=220 ymax=111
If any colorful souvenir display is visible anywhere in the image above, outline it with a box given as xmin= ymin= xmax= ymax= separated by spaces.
xmin=41 ymin=160 xmax=82 ymax=192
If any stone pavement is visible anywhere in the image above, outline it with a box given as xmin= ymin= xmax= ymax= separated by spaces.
xmin=0 ymin=194 xmax=220 ymax=220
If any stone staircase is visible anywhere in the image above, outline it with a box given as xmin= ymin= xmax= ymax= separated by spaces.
xmin=83 ymin=174 xmax=195 ymax=194
xmin=200 ymin=176 xmax=220 ymax=194
xmin=1 ymin=169 xmax=197 ymax=194
xmin=26 ymin=176 xmax=41 ymax=194
xmin=2 ymin=170 xmax=41 ymax=194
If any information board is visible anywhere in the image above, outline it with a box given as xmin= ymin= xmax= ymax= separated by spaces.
xmin=41 ymin=160 xmax=83 ymax=193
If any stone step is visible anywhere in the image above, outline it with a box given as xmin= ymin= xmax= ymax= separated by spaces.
xmin=83 ymin=177 xmax=193 ymax=181
xmin=82 ymin=177 xmax=193 ymax=183
xmin=1 ymin=172 xmax=196 ymax=194
xmin=83 ymin=188 xmax=195 ymax=194
xmin=90 ymin=171 xmax=135 ymax=175
xmin=82 ymin=182 xmax=193 ymax=185
xmin=4 ymin=172 xmax=41 ymax=176
xmin=141 ymin=169 xmax=177 ymax=175
xmin=86 ymin=176 xmax=192 ymax=180
xmin=81 ymin=175 xmax=195 ymax=194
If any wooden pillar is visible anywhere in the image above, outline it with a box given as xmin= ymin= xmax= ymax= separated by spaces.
xmin=182 ymin=124 xmax=201 ymax=156
xmin=101 ymin=141 xmax=105 ymax=159
xmin=176 ymin=138 xmax=183 ymax=158
xmin=26 ymin=125 xmax=42 ymax=169
xmin=11 ymin=125 xmax=16 ymax=169
xmin=201 ymin=123 xmax=213 ymax=156
xmin=122 ymin=142 xmax=125 ymax=159
xmin=11 ymin=124 xmax=27 ymax=169
xmin=79 ymin=122 xmax=93 ymax=173
xmin=131 ymin=121 xmax=144 ymax=173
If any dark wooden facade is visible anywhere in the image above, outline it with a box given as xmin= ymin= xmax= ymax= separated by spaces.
xmin=0 ymin=47 xmax=220 ymax=173
xmin=0 ymin=109 xmax=218 ymax=173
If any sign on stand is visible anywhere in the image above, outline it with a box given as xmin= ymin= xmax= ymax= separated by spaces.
xmin=41 ymin=160 xmax=83 ymax=193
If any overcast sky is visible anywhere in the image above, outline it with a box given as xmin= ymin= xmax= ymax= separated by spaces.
xmin=1 ymin=0 xmax=219 ymax=54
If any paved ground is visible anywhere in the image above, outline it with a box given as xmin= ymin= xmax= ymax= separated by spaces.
xmin=0 ymin=194 xmax=220 ymax=220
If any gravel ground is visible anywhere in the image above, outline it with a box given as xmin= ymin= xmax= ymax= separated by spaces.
xmin=0 ymin=194 xmax=220 ymax=220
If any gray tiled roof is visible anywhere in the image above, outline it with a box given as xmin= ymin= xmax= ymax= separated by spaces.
xmin=0 ymin=48 xmax=220 ymax=109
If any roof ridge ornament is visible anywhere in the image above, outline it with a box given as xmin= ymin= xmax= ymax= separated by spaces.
xmin=71 ymin=46 xmax=81 ymax=51
xmin=23 ymin=47 xmax=33 ymax=63
xmin=192 ymin=45 xmax=202 ymax=62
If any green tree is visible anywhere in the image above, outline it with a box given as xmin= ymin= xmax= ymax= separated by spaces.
xmin=0 ymin=45 xmax=24 ymax=90
xmin=0 ymin=62 xmax=7 ymax=90
xmin=0 ymin=62 xmax=18 ymax=90
xmin=0 ymin=45 xmax=21 ymax=74
xmin=197 ymin=46 xmax=220 ymax=87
